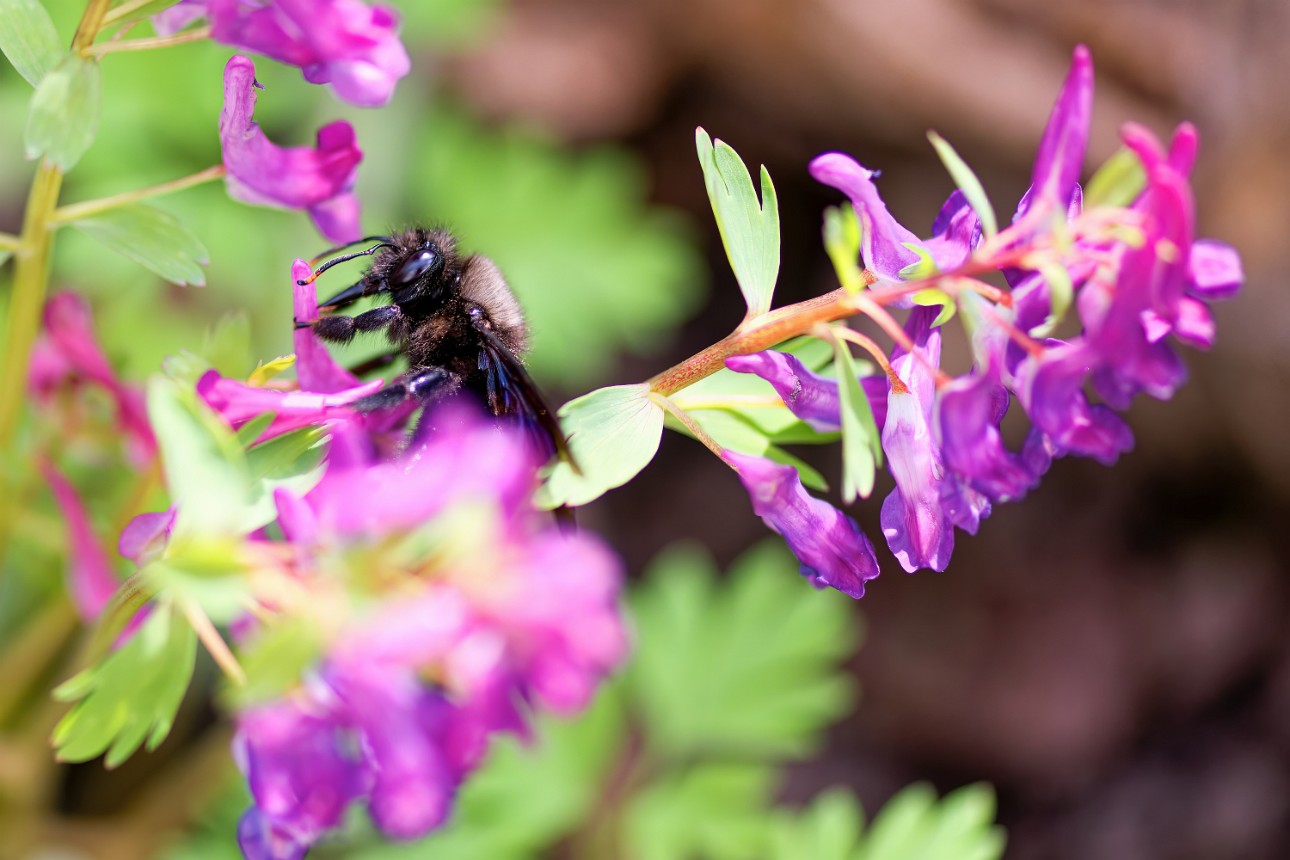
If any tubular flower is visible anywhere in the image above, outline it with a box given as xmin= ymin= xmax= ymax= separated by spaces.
xmin=29 ymin=292 xmax=155 ymax=465
xmin=727 ymin=450 xmax=880 ymax=598
xmin=879 ymin=308 xmax=954 ymax=573
xmin=220 ymin=55 xmax=364 ymax=243
xmin=725 ymin=350 xmax=889 ymax=432
xmin=159 ymin=0 xmax=410 ymax=107
xmin=223 ymin=268 xmax=628 ymax=859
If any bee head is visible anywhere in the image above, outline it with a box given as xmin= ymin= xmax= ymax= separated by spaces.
xmin=388 ymin=240 xmax=455 ymax=306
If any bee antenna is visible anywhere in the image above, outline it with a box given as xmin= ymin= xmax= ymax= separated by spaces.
xmin=307 ymin=235 xmax=395 ymax=265
xmin=297 ymin=241 xmax=397 ymax=286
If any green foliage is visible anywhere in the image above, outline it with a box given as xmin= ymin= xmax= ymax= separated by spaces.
xmin=1031 ymin=258 xmax=1073 ymax=338
xmin=629 ymin=541 xmax=858 ymax=760
xmin=768 ymin=787 xmax=863 ymax=860
xmin=695 ymin=127 xmax=780 ymax=318
xmin=68 ymin=202 xmax=210 ymax=287
xmin=911 ymin=286 xmax=957 ymax=327
xmin=407 ymin=106 xmax=705 ymax=385
xmin=1084 ymin=145 xmax=1147 ymax=209
xmin=51 ymin=603 xmax=196 ymax=766
xmin=538 ymin=383 xmax=664 ymax=508
xmin=224 ymin=617 xmax=324 ymax=710
xmin=770 ymin=784 xmax=1006 ymax=860
xmin=853 ymin=783 xmax=1005 ymax=860
xmin=927 ymin=131 xmax=997 ymax=239
xmin=833 ymin=337 xmax=882 ymax=503
xmin=624 ymin=763 xmax=777 ymax=860
xmin=24 ymin=52 xmax=100 ymax=170
xmin=0 ymin=0 xmax=63 ymax=86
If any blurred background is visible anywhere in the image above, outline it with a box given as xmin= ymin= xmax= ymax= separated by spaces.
xmin=3 ymin=0 xmax=1289 ymax=857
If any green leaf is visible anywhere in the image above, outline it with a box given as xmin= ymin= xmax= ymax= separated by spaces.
xmin=769 ymin=788 xmax=864 ymax=860
xmin=0 ymin=0 xmax=63 ymax=86
xmin=1084 ymin=146 xmax=1146 ymax=209
xmin=148 ymin=376 xmax=253 ymax=538
xmin=927 ymin=132 xmax=997 ymax=238
xmin=833 ymin=337 xmax=882 ymax=503
xmin=69 ymin=202 xmax=209 ymax=286
xmin=233 ymin=412 xmax=276 ymax=447
xmin=696 ymin=127 xmax=780 ymax=317
xmin=538 ymin=384 xmax=664 ymax=508
xmin=52 ymin=604 xmax=197 ymax=767
xmin=145 ymin=537 xmax=251 ymax=624
xmin=629 ymin=540 xmax=859 ymax=761
xmin=625 ymin=763 xmax=777 ymax=860
xmin=24 ymin=53 xmax=101 ymax=171
xmin=824 ymin=204 xmax=865 ymax=293
xmin=854 ymin=783 xmax=1005 ymax=860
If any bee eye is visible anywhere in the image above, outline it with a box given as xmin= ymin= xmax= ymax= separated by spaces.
xmin=393 ymin=249 xmax=440 ymax=286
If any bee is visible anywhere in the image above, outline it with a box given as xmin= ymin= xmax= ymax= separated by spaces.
xmin=295 ymin=227 xmax=570 ymax=461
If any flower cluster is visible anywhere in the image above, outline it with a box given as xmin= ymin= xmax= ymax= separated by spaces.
xmin=189 ymin=264 xmax=629 ymax=860
xmin=723 ymin=47 xmax=1242 ymax=590
xmin=158 ymin=0 xmax=412 ymax=241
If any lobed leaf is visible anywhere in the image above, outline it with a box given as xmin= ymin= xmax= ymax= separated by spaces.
xmin=854 ymin=783 xmax=1005 ymax=860
xmin=624 ymin=763 xmax=777 ymax=860
xmin=927 ymin=132 xmax=998 ymax=238
xmin=538 ymin=383 xmax=664 ymax=508
xmin=833 ymin=337 xmax=882 ymax=502
xmin=768 ymin=788 xmax=864 ymax=860
xmin=629 ymin=540 xmax=859 ymax=760
xmin=24 ymin=53 xmax=101 ymax=171
xmin=52 ymin=604 xmax=197 ymax=767
xmin=0 ymin=0 xmax=62 ymax=86
xmin=696 ymin=127 xmax=780 ymax=318
xmin=69 ymin=202 xmax=209 ymax=286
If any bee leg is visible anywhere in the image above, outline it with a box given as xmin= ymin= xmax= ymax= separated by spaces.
xmin=309 ymin=305 xmax=403 ymax=344
xmin=347 ymin=350 xmax=401 ymax=377
xmin=352 ymin=367 xmax=458 ymax=413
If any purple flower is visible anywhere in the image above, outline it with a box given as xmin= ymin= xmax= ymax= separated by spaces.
xmin=291 ymin=259 xmax=366 ymax=393
xmin=1016 ymin=341 xmax=1134 ymax=465
xmin=809 ymin=153 xmax=922 ymax=284
xmin=1027 ymin=45 xmax=1093 ymax=215
xmin=937 ymin=364 xmax=1038 ymax=503
xmin=38 ymin=461 xmax=120 ymax=621
xmin=724 ymin=350 xmax=889 ymax=432
xmin=232 ymin=406 xmax=628 ymax=855
xmin=197 ymin=370 xmax=380 ymax=441
xmin=29 ymin=292 xmax=155 ymax=465
xmin=164 ymin=0 xmax=410 ymax=107
xmin=234 ymin=699 xmax=368 ymax=860
xmin=220 ymin=55 xmax=364 ymax=243
xmin=727 ymin=450 xmax=880 ymax=598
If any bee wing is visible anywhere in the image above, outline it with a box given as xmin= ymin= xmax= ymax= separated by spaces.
xmin=473 ymin=318 xmax=575 ymax=468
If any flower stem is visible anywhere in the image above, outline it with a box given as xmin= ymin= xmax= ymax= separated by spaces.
xmin=51 ymin=165 xmax=227 ymax=224
xmin=82 ymin=26 xmax=212 ymax=56
xmin=0 ymin=234 xmax=20 ymax=253
xmin=648 ymin=287 xmax=857 ymax=396
xmin=101 ymin=0 xmax=170 ymax=26
xmin=0 ymin=161 xmax=64 ymax=448
xmin=650 ymin=392 xmax=736 ymax=467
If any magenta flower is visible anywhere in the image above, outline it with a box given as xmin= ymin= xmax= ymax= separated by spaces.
xmin=220 ymin=55 xmax=364 ymax=243
xmin=29 ymin=292 xmax=155 ymax=465
xmin=879 ymin=308 xmax=954 ymax=573
xmin=38 ymin=461 xmax=120 ymax=621
xmin=809 ymin=153 xmax=922 ymax=284
xmin=161 ymin=0 xmax=410 ymax=107
xmin=937 ymin=363 xmax=1038 ymax=502
xmin=1027 ymin=45 xmax=1093 ymax=215
xmin=727 ymin=450 xmax=880 ymax=598
xmin=724 ymin=350 xmax=889 ymax=432
xmin=197 ymin=370 xmax=380 ymax=441
xmin=229 ymin=403 xmax=628 ymax=857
